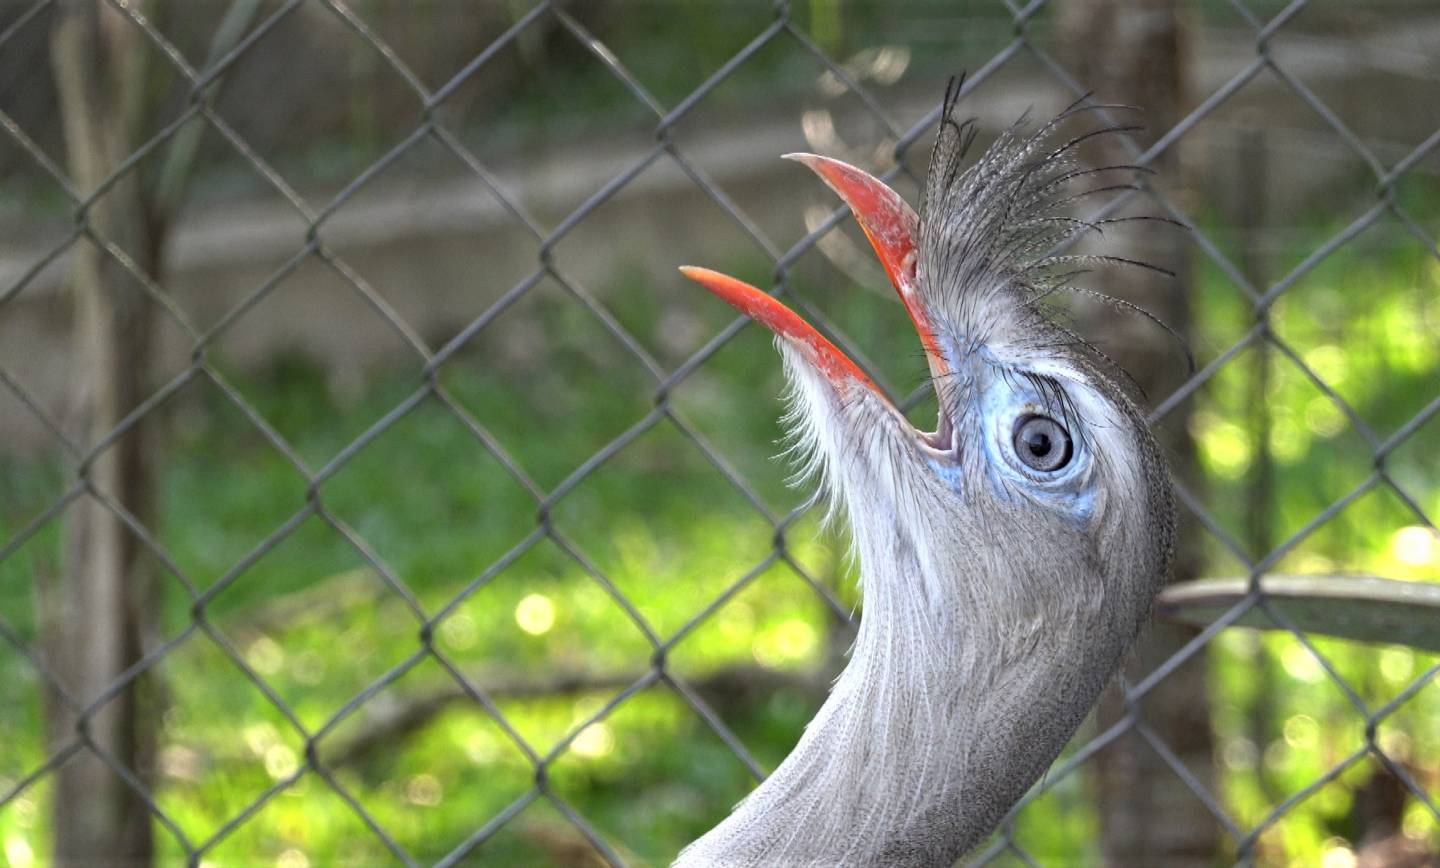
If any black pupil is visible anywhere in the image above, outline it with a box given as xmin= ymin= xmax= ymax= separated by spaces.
xmin=1014 ymin=415 xmax=1071 ymax=472
xmin=1025 ymin=429 xmax=1053 ymax=458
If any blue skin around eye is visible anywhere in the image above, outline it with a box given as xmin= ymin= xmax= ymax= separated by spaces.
xmin=930 ymin=368 xmax=1097 ymax=524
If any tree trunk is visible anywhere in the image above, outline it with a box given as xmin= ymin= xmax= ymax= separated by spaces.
xmin=48 ymin=1 xmax=160 ymax=863
xmin=1056 ymin=1 xmax=1220 ymax=865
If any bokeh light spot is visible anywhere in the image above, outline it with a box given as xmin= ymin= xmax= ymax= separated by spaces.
xmin=440 ymin=612 xmax=479 ymax=650
xmin=4 ymin=835 xmax=34 ymax=868
xmin=265 ymin=744 xmax=299 ymax=780
xmin=1319 ymin=841 xmax=1356 ymax=868
xmin=752 ymin=618 xmax=818 ymax=669
xmin=515 ymin=593 xmax=556 ymax=635
xmin=572 ymin=723 xmax=616 ymax=758
xmin=1389 ymin=526 xmax=1438 ymax=567
xmin=1282 ymin=714 xmax=1318 ymax=750
xmin=405 ymin=773 xmax=443 ymax=806
xmin=246 ymin=636 xmax=284 ymax=675
xmin=276 ymin=850 xmax=309 ymax=868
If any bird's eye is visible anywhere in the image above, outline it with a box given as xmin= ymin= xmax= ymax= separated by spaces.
xmin=1012 ymin=414 xmax=1073 ymax=473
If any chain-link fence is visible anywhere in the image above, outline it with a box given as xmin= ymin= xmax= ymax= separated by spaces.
xmin=1 ymin=0 xmax=1438 ymax=865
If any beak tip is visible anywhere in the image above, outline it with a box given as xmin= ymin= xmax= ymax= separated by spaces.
xmin=782 ymin=152 xmax=831 ymax=175
xmin=674 ymin=262 xmax=882 ymax=397
xmin=679 ymin=266 xmax=726 ymax=291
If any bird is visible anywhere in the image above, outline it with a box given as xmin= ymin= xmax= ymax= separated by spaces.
xmin=673 ymin=82 xmax=1176 ymax=867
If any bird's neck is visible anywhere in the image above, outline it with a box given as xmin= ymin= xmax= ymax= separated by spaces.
xmin=679 ymin=521 xmax=1028 ymax=866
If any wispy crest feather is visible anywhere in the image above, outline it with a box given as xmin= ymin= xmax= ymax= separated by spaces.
xmin=918 ymin=80 xmax=1192 ymax=388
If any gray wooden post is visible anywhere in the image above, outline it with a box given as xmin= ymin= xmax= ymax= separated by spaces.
xmin=48 ymin=1 xmax=161 ymax=863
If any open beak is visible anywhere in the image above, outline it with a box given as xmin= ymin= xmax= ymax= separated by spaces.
xmin=782 ymin=153 xmax=949 ymax=387
xmin=677 ymin=266 xmax=883 ymax=400
xmin=680 ymin=154 xmax=955 ymax=445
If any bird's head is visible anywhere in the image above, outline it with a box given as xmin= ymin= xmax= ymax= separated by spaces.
xmin=681 ymin=91 xmax=1174 ymax=664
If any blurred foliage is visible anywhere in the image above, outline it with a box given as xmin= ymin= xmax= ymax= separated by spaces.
xmin=10 ymin=0 xmax=1408 ymax=217
xmin=1184 ymin=186 xmax=1440 ymax=867
xmin=3 ymin=182 xmax=1438 ymax=865
xmin=1 ymin=1 xmax=1439 ymax=866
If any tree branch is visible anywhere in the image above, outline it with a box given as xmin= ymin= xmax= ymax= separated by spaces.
xmin=321 ymin=665 xmax=830 ymax=768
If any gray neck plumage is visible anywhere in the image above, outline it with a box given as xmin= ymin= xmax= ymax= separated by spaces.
xmin=677 ymin=494 xmax=1125 ymax=867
